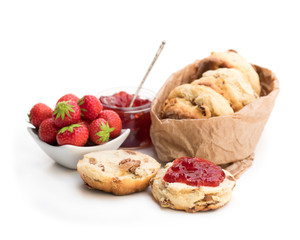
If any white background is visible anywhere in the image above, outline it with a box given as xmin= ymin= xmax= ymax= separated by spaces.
xmin=1 ymin=0 xmax=299 ymax=239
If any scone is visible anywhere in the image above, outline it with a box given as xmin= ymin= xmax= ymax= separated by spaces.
xmin=192 ymin=68 xmax=258 ymax=111
xmin=197 ymin=50 xmax=261 ymax=96
xmin=77 ymin=150 xmax=161 ymax=195
xmin=151 ymin=157 xmax=236 ymax=212
xmin=161 ymin=84 xmax=234 ymax=119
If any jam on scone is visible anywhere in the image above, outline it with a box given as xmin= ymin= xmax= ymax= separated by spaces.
xmin=163 ymin=157 xmax=225 ymax=187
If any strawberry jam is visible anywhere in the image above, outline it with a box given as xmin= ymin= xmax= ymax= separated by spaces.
xmin=163 ymin=157 xmax=225 ymax=187
xmin=100 ymin=91 xmax=151 ymax=108
xmin=99 ymin=90 xmax=152 ymax=148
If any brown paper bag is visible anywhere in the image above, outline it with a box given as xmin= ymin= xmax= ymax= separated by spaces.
xmin=150 ymin=59 xmax=279 ymax=178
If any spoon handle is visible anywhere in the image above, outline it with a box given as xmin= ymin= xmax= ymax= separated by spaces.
xmin=129 ymin=41 xmax=166 ymax=108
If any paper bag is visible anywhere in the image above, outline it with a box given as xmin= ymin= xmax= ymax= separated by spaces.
xmin=150 ymin=59 xmax=279 ymax=178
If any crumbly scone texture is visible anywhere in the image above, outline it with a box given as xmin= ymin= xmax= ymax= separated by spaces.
xmin=77 ymin=150 xmax=161 ymax=195
xmin=150 ymin=163 xmax=236 ymax=212
xmin=192 ymin=68 xmax=258 ymax=111
xmin=208 ymin=50 xmax=261 ymax=96
xmin=161 ymin=84 xmax=234 ymax=119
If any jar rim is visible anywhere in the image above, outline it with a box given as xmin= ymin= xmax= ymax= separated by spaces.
xmin=97 ymin=86 xmax=155 ymax=112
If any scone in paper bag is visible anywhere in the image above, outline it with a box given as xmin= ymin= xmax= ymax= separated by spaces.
xmin=150 ymin=59 xmax=279 ymax=178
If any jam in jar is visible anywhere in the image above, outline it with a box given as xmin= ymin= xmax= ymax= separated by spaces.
xmin=99 ymin=87 xmax=154 ymax=148
xmin=163 ymin=157 xmax=225 ymax=187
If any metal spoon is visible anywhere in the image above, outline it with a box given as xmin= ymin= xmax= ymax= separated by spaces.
xmin=129 ymin=41 xmax=166 ymax=108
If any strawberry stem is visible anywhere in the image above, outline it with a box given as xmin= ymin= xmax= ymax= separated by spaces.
xmin=96 ymin=122 xmax=115 ymax=143
xmin=78 ymin=97 xmax=84 ymax=106
xmin=53 ymin=101 xmax=75 ymax=120
xmin=58 ymin=123 xmax=82 ymax=134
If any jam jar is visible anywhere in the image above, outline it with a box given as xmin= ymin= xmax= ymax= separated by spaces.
xmin=98 ymin=87 xmax=154 ymax=148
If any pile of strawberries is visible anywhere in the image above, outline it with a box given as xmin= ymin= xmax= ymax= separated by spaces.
xmin=28 ymin=93 xmax=122 ymax=146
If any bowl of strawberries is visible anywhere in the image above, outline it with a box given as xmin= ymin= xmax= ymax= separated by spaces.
xmin=27 ymin=93 xmax=130 ymax=169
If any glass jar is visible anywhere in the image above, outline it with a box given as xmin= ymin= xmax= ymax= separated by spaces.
xmin=98 ymin=87 xmax=155 ymax=148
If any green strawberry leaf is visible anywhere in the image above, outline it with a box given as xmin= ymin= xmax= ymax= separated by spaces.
xmin=58 ymin=123 xmax=82 ymax=134
xmin=96 ymin=122 xmax=115 ymax=143
xmin=78 ymin=97 xmax=84 ymax=106
xmin=53 ymin=100 xmax=76 ymax=120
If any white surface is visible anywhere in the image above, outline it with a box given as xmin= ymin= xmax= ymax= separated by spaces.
xmin=27 ymin=127 xmax=130 ymax=169
xmin=1 ymin=0 xmax=299 ymax=239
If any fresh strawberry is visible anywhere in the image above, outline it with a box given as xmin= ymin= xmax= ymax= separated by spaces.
xmin=89 ymin=118 xmax=114 ymax=145
xmin=56 ymin=93 xmax=79 ymax=104
xmin=53 ymin=100 xmax=81 ymax=128
xmin=98 ymin=110 xmax=122 ymax=138
xmin=29 ymin=103 xmax=53 ymax=128
xmin=78 ymin=95 xmax=103 ymax=121
xmin=38 ymin=118 xmax=59 ymax=144
xmin=78 ymin=119 xmax=90 ymax=128
xmin=56 ymin=123 xmax=89 ymax=146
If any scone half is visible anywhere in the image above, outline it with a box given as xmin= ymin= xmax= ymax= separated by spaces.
xmin=77 ymin=150 xmax=161 ymax=195
xmin=151 ymin=162 xmax=236 ymax=212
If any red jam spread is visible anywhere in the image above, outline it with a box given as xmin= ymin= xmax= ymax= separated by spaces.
xmin=99 ymin=91 xmax=152 ymax=148
xmin=100 ymin=91 xmax=151 ymax=108
xmin=163 ymin=157 xmax=225 ymax=187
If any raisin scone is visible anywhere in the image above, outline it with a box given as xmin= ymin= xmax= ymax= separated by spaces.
xmin=77 ymin=150 xmax=161 ymax=195
xmin=161 ymin=84 xmax=234 ymax=119
xmin=197 ymin=50 xmax=261 ymax=96
xmin=192 ymin=68 xmax=258 ymax=112
xmin=150 ymin=157 xmax=236 ymax=212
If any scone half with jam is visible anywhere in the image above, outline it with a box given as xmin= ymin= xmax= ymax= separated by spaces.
xmin=77 ymin=150 xmax=161 ymax=195
xmin=150 ymin=157 xmax=236 ymax=212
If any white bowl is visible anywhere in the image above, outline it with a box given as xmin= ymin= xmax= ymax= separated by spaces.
xmin=27 ymin=127 xmax=130 ymax=170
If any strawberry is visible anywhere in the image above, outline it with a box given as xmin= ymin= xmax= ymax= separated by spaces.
xmin=29 ymin=103 xmax=53 ymax=128
xmin=98 ymin=110 xmax=122 ymax=138
xmin=38 ymin=118 xmax=59 ymax=144
xmin=89 ymin=118 xmax=114 ymax=145
xmin=78 ymin=95 xmax=103 ymax=121
xmin=53 ymin=100 xmax=81 ymax=128
xmin=78 ymin=119 xmax=90 ymax=128
xmin=56 ymin=123 xmax=89 ymax=146
xmin=56 ymin=93 xmax=79 ymax=104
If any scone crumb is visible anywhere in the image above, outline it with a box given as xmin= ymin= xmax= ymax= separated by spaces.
xmin=119 ymin=158 xmax=141 ymax=174
xmin=162 ymin=181 xmax=169 ymax=188
xmin=97 ymin=163 xmax=105 ymax=171
xmin=119 ymin=158 xmax=131 ymax=165
xmin=203 ymin=194 xmax=213 ymax=202
xmin=160 ymin=198 xmax=173 ymax=207
xmin=89 ymin=157 xmax=105 ymax=171
xmin=112 ymin=177 xmax=121 ymax=183
xmin=89 ymin=157 xmax=97 ymax=165
xmin=124 ymin=150 xmax=136 ymax=155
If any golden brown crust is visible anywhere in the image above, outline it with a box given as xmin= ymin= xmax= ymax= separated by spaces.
xmin=80 ymin=172 xmax=155 ymax=195
xmin=77 ymin=150 xmax=161 ymax=195
xmin=161 ymin=84 xmax=234 ymax=119
xmin=195 ymin=50 xmax=261 ymax=96
xmin=192 ymin=68 xmax=258 ymax=111
xmin=160 ymin=51 xmax=260 ymax=119
xmin=161 ymin=97 xmax=211 ymax=119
